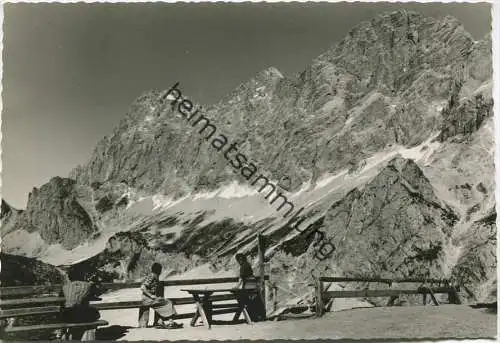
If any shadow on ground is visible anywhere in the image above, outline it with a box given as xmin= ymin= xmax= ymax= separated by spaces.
xmin=470 ymin=302 xmax=497 ymax=314
xmin=96 ymin=325 xmax=133 ymax=340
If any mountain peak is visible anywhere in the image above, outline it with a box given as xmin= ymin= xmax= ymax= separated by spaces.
xmin=1 ymin=199 xmax=14 ymax=218
xmin=256 ymin=66 xmax=284 ymax=80
xmin=241 ymin=66 xmax=284 ymax=91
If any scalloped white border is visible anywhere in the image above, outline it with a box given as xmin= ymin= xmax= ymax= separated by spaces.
xmin=0 ymin=1 xmax=497 ymax=342
xmin=494 ymin=3 xmax=500 ymax=343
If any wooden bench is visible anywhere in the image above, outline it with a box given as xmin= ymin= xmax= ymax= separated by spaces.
xmin=313 ymin=276 xmax=462 ymax=317
xmin=0 ymin=294 xmax=109 ymax=340
xmin=3 ymin=320 xmax=109 ymax=334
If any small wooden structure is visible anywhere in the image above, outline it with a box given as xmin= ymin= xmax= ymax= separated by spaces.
xmin=182 ymin=288 xmax=257 ymax=329
xmin=257 ymin=232 xmax=267 ymax=316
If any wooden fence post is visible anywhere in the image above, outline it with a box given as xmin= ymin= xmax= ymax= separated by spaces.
xmin=315 ymin=277 xmax=324 ymax=317
xmin=257 ymin=233 xmax=266 ymax=317
xmin=272 ymin=283 xmax=278 ymax=312
xmin=448 ymin=285 xmax=462 ymax=305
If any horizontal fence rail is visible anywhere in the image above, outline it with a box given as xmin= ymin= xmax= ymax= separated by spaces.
xmin=0 ymin=292 xmax=238 ymax=312
xmin=318 ymin=277 xmax=453 ymax=284
xmin=313 ymin=276 xmax=462 ymax=317
xmin=0 ymin=297 xmax=64 ymax=307
xmin=323 ymin=287 xmax=457 ymax=299
xmin=0 ymin=276 xmax=269 ymax=298
xmin=0 ymin=306 xmax=61 ymax=319
xmin=0 ymin=276 xmax=268 ymax=323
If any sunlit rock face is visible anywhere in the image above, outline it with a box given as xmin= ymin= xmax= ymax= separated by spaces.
xmin=322 ymin=157 xmax=459 ymax=279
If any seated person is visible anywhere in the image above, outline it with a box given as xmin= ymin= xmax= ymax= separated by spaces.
xmin=139 ymin=263 xmax=183 ymax=329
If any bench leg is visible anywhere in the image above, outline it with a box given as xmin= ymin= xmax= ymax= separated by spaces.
xmin=196 ymin=302 xmax=211 ymax=330
xmin=232 ymin=309 xmax=242 ymax=321
xmin=190 ymin=309 xmax=200 ymax=327
xmin=427 ymin=289 xmax=439 ymax=306
xmin=236 ymin=293 xmax=253 ymax=325
xmin=203 ymin=296 xmax=213 ymax=325
xmin=242 ymin=307 xmax=253 ymax=325
xmin=448 ymin=289 xmax=462 ymax=305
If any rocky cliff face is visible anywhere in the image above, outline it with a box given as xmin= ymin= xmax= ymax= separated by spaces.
xmin=1 ymin=200 xmax=23 ymax=237
xmin=8 ymin=177 xmax=97 ymax=250
xmin=322 ymin=157 xmax=458 ymax=279
xmin=452 ymin=209 xmax=496 ymax=302
xmin=69 ymin=11 xmax=490 ymax=197
xmin=2 ymin=10 xmax=494 ymax=306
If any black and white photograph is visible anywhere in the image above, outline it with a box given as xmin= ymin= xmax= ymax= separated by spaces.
xmin=0 ymin=1 xmax=497 ymax=341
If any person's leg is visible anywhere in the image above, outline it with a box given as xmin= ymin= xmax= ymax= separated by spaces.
xmin=64 ymin=307 xmax=81 ymax=340
xmin=70 ymin=328 xmax=85 ymax=341
xmin=151 ymin=299 xmax=183 ymax=329
xmin=160 ymin=316 xmax=183 ymax=329
xmin=81 ymin=307 xmax=100 ymax=322
xmin=81 ymin=328 xmax=96 ymax=341
xmin=154 ymin=285 xmax=165 ymax=326
xmin=153 ymin=310 xmax=162 ymax=326
xmin=138 ymin=306 xmax=150 ymax=328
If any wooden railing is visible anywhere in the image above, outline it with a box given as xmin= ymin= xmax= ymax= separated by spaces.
xmin=313 ymin=276 xmax=461 ymax=317
xmin=0 ymin=276 xmax=270 ymax=298
xmin=0 ymin=276 xmax=269 ymax=320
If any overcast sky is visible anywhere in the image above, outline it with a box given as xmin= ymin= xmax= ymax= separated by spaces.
xmin=1 ymin=2 xmax=492 ymax=209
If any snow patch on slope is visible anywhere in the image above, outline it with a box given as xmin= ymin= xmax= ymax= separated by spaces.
xmin=2 ymin=230 xmax=46 ymax=257
xmin=41 ymin=229 xmax=117 ymax=266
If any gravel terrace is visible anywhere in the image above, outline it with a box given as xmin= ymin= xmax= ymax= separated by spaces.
xmin=95 ymin=305 xmax=496 ymax=341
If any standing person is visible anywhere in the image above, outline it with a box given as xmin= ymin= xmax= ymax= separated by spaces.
xmin=234 ymin=253 xmax=265 ymax=321
xmin=235 ymin=253 xmax=257 ymax=289
xmin=138 ymin=263 xmax=183 ymax=329
xmin=60 ymin=269 xmax=102 ymax=341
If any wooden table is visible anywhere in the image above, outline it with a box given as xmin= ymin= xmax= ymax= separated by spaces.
xmin=182 ymin=288 xmax=258 ymax=329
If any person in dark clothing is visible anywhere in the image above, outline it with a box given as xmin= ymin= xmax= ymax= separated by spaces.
xmin=59 ymin=269 xmax=102 ymax=340
xmin=235 ymin=253 xmax=265 ymax=321
xmin=235 ymin=253 xmax=258 ymax=289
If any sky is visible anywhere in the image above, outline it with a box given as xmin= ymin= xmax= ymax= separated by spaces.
xmin=1 ymin=2 xmax=492 ymax=209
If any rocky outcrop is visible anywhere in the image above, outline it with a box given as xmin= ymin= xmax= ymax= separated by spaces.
xmin=1 ymin=200 xmax=23 ymax=237
xmin=321 ymin=157 xmax=458 ymax=278
xmin=235 ymin=157 xmax=463 ymax=308
xmin=11 ymin=177 xmax=97 ymax=249
xmin=70 ymin=231 xmax=203 ymax=282
xmin=452 ymin=209 xmax=496 ymax=302
xmin=438 ymin=87 xmax=493 ymax=142
xmin=0 ymin=253 xmax=64 ymax=286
